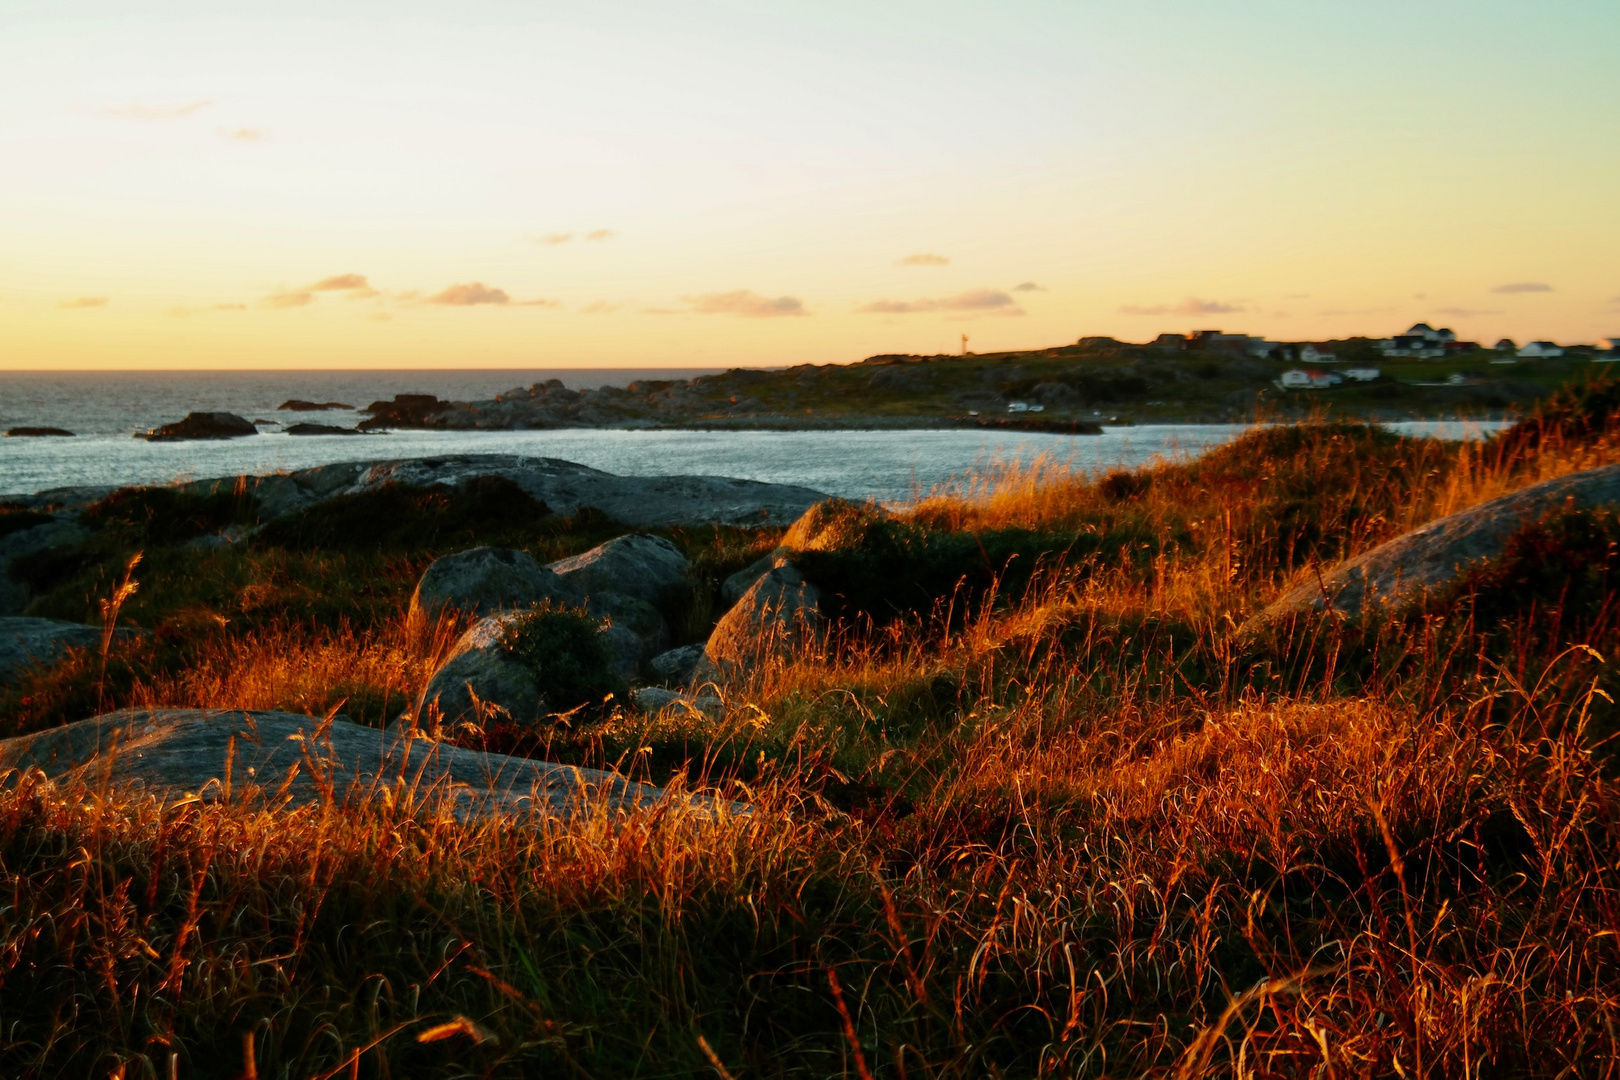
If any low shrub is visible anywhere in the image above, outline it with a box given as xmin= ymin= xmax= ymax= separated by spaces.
xmin=257 ymin=475 xmax=551 ymax=551
xmin=500 ymin=602 xmax=628 ymax=716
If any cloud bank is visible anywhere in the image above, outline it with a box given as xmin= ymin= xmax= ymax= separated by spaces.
xmin=429 ymin=282 xmax=511 ymax=306
xmin=685 ymin=290 xmax=807 ymax=317
xmin=857 ymin=288 xmax=1022 ymax=315
xmin=1491 ymin=282 xmax=1553 ymax=294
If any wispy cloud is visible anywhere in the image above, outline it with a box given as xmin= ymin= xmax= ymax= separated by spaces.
xmin=428 ymin=282 xmax=511 ymax=306
xmin=897 ymin=253 xmax=950 ymax=266
xmin=309 ymin=273 xmax=378 ymax=298
xmin=586 ymin=229 xmax=615 ymax=241
xmin=857 ymin=288 xmax=1022 ymax=315
xmin=104 ymin=99 xmax=213 ymax=121
xmin=518 ymin=298 xmax=562 ymax=308
xmin=1491 ymin=282 xmax=1553 ymax=294
xmin=262 ymin=290 xmax=313 ymax=309
xmin=583 ymin=300 xmax=623 ymax=313
xmin=1011 ymin=281 xmax=1046 ymax=292
xmin=222 ymin=127 xmax=266 ymax=142
xmin=535 ymin=232 xmax=574 ymax=245
xmin=310 ymin=273 xmax=371 ymax=292
xmin=1433 ymin=306 xmax=1504 ymax=317
xmin=685 ymin=290 xmax=807 ymax=317
xmin=58 ymin=296 xmax=108 ymax=309
xmin=1119 ymin=297 xmax=1243 ymax=316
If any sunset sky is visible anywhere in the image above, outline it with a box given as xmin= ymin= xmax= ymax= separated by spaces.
xmin=2 ymin=0 xmax=1616 ymax=370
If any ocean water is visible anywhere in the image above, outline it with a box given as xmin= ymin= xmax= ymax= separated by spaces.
xmin=0 ymin=371 xmax=1510 ymax=504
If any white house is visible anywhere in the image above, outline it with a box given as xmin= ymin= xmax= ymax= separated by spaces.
xmin=1381 ymin=323 xmax=1457 ymax=359
xmin=1299 ymin=344 xmax=1337 ymax=364
xmin=1517 ymin=341 xmax=1564 ymax=359
xmin=1342 ymin=367 xmax=1381 ymax=382
xmin=1599 ymin=337 xmax=1620 ymax=355
xmin=1277 ymin=369 xmax=1342 ymax=389
xmin=1006 ymin=401 xmax=1030 ymax=413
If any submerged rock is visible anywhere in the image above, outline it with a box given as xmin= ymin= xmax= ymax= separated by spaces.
xmin=1249 ymin=462 xmax=1620 ymax=629
xmin=0 ymin=708 xmax=677 ymax=821
xmin=5 ymin=427 xmax=74 ymax=437
xmin=284 ymin=423 xmax=363 ymax=436
xmin=138 ymin=412 xmax=258 ymax=441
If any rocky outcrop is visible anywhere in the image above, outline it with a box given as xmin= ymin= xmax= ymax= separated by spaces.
xmin=5 ymin=455 xmax=825 ymax=529
xmin=632 ymin=686 xmax=723 ymax=717
xmin=0 ymin=517 xmax=92 ymax=616
xmin=698 ymin=559 xmax=823 ymax=680
xmin=5 ymin=427 xmax=74 ymax=437
xmin=358 ymin=395 xmax=473 ymax=431
xmin=0 ymin=617 xmax=141 ymax=688
xmin=722 ymin=554 xmax=777 ymax=606
xmin=1249 ymin=463 xmax=1620 ymax=629
xmin=412 ymin=547 xmax=581 ymax=619
xmin=279 ymin=400 xmax=353 ymax=411
xmin=138 ymin=412 xmax=258 ymax=441
xmin=0 ymin=708 xmax=676 ymax=820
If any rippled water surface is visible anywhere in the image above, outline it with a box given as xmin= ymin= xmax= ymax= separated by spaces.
xmin=0 ymin=371 xmax=1509 ymax=503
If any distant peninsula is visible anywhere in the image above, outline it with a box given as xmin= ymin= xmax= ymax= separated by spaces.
xmin=352 ymin=332 xmax=1597 ymax=432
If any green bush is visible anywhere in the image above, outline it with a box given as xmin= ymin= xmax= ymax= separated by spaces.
xmin=499 ymin=602 xmax=628 ymax=715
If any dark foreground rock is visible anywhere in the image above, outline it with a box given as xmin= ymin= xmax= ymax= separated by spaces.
xmin=0 ymin=708 xmax=689 ymax=821
xmin=1250 ymin=462 xmax=1620 ymax=629
xmin=0 ymin=617 xmax=140 ymax=687
xmin=138 ymin=412 xmax=258 ymax=441
xmin=1 ymin=518 xmax=93 ymax=615
xmin=5 ymin=427 xmax=74 ymax=437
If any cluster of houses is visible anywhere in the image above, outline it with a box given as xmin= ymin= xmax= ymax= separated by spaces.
xmin=1379 ymin=323 xmax=1602 ymax=361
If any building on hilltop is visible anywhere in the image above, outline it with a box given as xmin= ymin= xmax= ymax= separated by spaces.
xmin=1277 ymin=368 xmax=1343 ymax=389
xmin=1154 ymin=330 xmax=1276 ymax=357
xmin=1517 ymin=341 xmax=1564 ymax=359
xmin=1380 ymin=323 xmax=1457 ymax=359
xmin=1494 ymin=338 xmax=1518 ymax=353
xmin=1299 ymin=344 xmax=1337 ymax=364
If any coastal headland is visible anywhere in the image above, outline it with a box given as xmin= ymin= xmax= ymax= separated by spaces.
xmin=351 ymin=334 xmax=1594 ymax=432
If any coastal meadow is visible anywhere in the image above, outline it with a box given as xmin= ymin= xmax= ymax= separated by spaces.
xmin=2 ymin=380 xmax=1619 ymax=1076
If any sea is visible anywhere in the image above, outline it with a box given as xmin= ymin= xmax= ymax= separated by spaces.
xmin=0 ymin=370 xmax=1511 ymax=505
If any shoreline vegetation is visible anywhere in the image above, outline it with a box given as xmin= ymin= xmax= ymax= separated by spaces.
xmin=0 ymin=374 xmax=1618 ymax=1074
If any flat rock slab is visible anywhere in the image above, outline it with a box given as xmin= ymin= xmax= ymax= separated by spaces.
xmin=0 ymin=709 xmax=693 ymax=821
xmin=0 ymin=617 xmax=140 ymax=687
xmin=1250 ymin=463 xmax=1620 ymax=629
xmin=8 ymin=455 xmax=825 ymax=528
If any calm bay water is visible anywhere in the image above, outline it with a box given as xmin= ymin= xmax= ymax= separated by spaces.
xmin=0 ymin=371 xmax=1509 ymax=504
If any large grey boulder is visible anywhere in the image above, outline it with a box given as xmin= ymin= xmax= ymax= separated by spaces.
xmin=1250 ymin=463 xmax=1620 ymax=630
xmin=0 ymin=708 xmax=674 ymax=821
xmin=649 ymin=643 xmax=706 ymax=685
xmin=698 ymin=558 xmax=823 ymax=681
xmin=412 ymin=546 xmax=582 ymax=618
xmin=548 ymin=534 xmax=689 ymax=606
xmin=4 ymin=454 xmax=826 ymax=530
xmin=0 ymin=617 xmax=140 ymax=688
xmin=722 ymin=553 xmax=778 ymax=606
xmin=418 ymin=615 xmax=544 ymax=725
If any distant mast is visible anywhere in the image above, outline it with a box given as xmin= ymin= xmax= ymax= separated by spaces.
xmin=961 ymin=333 xmax=970 ymax=356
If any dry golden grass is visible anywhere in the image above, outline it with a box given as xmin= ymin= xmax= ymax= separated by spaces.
xmin=3 ymin=402 xmax=1620 ymax=1075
